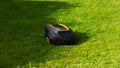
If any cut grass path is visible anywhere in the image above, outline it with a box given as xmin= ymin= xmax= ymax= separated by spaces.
xmin=0 ymin=0 xmax=120 ymax=68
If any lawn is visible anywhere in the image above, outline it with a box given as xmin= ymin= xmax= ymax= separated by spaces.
xmin=0 ymin=0 xmax=120 ymax=68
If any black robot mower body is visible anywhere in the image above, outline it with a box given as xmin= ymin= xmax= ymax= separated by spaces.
xmin=45 ymin=24 xmax=76 ymax=45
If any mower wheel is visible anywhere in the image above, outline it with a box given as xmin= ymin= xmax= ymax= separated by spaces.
xmin=46 ymin=36 xmax=50 ymax=44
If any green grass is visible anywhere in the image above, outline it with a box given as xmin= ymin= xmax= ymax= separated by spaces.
xmin=0 ymin=0 xmax=120 ymax=68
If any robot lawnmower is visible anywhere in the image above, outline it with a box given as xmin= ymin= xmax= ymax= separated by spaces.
xmin=45 ymin=24 xmax=76 ymax=45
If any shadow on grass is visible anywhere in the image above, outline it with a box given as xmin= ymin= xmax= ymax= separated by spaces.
xmin=0 ymin=1 xmax=73 ymax=68
xmin=75 ymin=32 xmax=89 ymax=45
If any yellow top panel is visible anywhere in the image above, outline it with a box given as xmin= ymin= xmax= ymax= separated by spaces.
xmin=48 ymin=24 xmax=69 ymax=31
xmin=59 ymin=24 xmax=69 ymax=30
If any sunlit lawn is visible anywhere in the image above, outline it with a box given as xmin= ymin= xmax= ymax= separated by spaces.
xmin=0 ymin=0 xmax=120 ymax=68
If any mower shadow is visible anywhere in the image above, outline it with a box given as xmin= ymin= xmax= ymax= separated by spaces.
xmin=75 ymin=32 xmax=89 ymax=45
